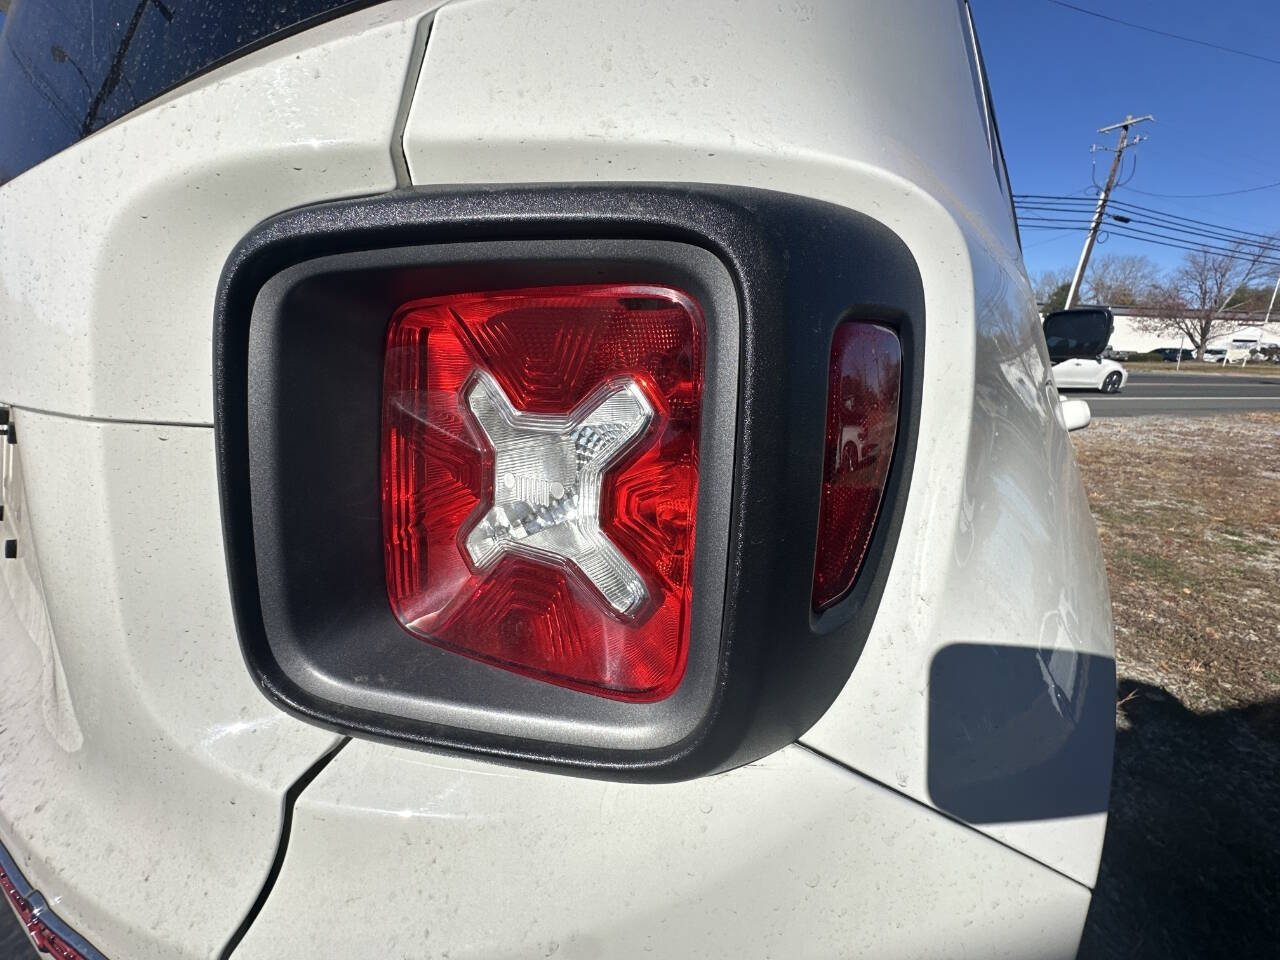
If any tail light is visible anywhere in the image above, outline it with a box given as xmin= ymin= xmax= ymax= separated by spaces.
xmin=382 ymin=285 xmax=705 ymax=701
xmin=813 ymin=322 xmax=901 ymax=610
xmin=221 ymin=184 xmax=922 ymax=780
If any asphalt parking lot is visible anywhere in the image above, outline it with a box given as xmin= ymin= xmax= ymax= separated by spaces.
xmin=1070 ymin=370 xmax=1280 ymax=417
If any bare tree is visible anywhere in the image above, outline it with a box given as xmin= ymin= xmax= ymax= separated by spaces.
xmin=1034 ymin=256 xmax=1163 ymax=312
xmin=1135 ymin=240 xmax=1280 ymax=359
xmin=1033 ymin=267 xmax=1073 ymax=311
xmin=1082 ymin=254 xmax=1162 ymax=307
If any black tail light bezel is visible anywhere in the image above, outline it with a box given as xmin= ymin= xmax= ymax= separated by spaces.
xmin=236 ymin=239 xmax=741 ymax=763
xmin=215 ymin=184 xmax=925 ymax=782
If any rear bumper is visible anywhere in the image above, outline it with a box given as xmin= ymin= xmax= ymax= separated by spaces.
xmin=230 ymin=738 xmax=1094 ymax=960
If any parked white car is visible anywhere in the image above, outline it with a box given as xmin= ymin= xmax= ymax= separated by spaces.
xmin=1053 ymin=355 xmax=1129 ymax=392
xmin=0 ymin=2 xmax=1115 ymax=959
xmin=1204 ymin=346 xmax=1251 ymax=364
xmin=1045 ymin=307 xmax=1129 ymax=392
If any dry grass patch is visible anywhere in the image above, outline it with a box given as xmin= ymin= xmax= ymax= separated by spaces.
xmin=1073 ymin=411 xmax=1280 ymax=718
xmin=1074 ymin=413 xmax=1280 ymax=960
xmin=1121 ymin=361 xmax=1280 ymax=376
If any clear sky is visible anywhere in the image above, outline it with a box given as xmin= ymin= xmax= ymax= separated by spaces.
xmin=972 ymin=0 xmax=1280 ymax=281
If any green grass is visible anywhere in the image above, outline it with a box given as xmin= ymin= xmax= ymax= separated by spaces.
xmin=1091 ymin=504 xmax=1153 ymax=528
xmin=1111 ymin=545 xmax=1200 ymax=590
xmin=1211 ymin=526 xmax=1276 ymax=559
xmin=1225 ymin=540 xmax=1268 ymax=558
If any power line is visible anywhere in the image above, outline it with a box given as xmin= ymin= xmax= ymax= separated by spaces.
xmin=1016 ymin=212 xmax=1280 ymax=260
xmin=1013 ymin=198 xmax=1280 ymax=266
xmin=1115 ymin=150 xmax=1138 ymax=188
xmin=1118 ymin=179 xmax=1280 ymax=199
xmin=1018 ymin=221 xmax=1280 ymax=269
xmin=1016 ymin=218 xmax=1280 ymax=269
xmin=1014 ymin=194 xmax=1280 ymax=245
xmin=1014 ymin=186 xmax=1098 ymax=201
xmin=1022 ymin=228 xmax=1080 ymax=249
xmin=1107 ymin=201 xmax=1280 ymax=246
xmin=1153 ymin=118 xmax=1280 ymax=183
xmin=1106 ymin=204 xmax=1279 ymax=248
xmin=1044 ymin=0 xmax=1280 ymax=67
xmin=1015 ymin=204 xmax=1263 ymax=248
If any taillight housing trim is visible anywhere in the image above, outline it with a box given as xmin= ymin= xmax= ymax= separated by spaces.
xmin=229 ymin=238 xmax=739 ymax=763
xmin=216 ymin=185 xmax=924 ymax=782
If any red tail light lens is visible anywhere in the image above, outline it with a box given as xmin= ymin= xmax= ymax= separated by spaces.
xmin=382 ymin=285 xmax=704 ymax=701
xmin=813 ymin=322 xmax=901 ymax=610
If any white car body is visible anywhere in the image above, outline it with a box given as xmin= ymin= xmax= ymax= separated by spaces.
xmin=1052 ymin=356 xmax=1129 ymax=392
xmin=0 ymin=2 xmax=1114 ymax=959
xmin=1205 ymin=346 xmax=1250 ymax=364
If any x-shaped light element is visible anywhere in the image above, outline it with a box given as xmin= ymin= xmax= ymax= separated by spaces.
xmin=463 ymin=370 xmax=653 ymax=617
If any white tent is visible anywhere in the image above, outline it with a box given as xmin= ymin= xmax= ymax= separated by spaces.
xmin=1207 ymin=324 xmax=1279 ymax=350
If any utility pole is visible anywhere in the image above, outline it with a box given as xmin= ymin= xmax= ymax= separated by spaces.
xmin=1064 ymin=114 xmax=1154 ymax=310
xmin=1244 ymin=273 xmax=1280 ymax=368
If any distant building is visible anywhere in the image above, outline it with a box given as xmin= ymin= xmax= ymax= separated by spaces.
xmin=1109 ymin=314 xmax=1277 ymax=355
xmin=1040 ymin=303 xmax=1277 ymax=355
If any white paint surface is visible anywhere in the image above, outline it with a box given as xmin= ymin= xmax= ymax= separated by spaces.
xmin=0 ymin=1 xmax=439 ymax=424
xmin=236 ymin=739 xmax=1090 ymax=960
xmin=0 ymin=412 xmax=339 ymax=960
xmin=399 ymin=0 xmax=1114 ymax=889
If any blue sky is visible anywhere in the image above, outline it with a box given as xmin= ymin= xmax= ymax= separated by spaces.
xmin=973 ymin=0 xmax=1280 ymax=280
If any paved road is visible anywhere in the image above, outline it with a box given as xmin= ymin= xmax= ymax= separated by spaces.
xmin=1063 ymin=370 xmax=1280 ymax=418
